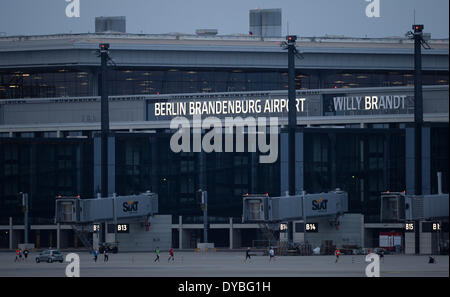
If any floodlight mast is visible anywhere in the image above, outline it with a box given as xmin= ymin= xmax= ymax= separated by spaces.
xmin=285 ymin=35 xmax=301 ymax=244
xmin=407 ymin=24 xmax=431 ymax=255
xmin=99 ymin=43 xmax=110 ymax=245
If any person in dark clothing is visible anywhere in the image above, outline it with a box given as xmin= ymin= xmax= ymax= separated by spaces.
xmin=376 ymin=249 xmax=384 ymax=262
xmin=104 ymin=247 xmax=109 ymax=262
xmin=244 ymin=247 xmax=252 ymax=263
xmin=168 ymin=248 xmax=175 ymax=263
xmin=23 ymin=249 xmax=29 ymax=261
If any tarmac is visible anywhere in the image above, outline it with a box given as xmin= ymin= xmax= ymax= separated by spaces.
xmin=0 ymin=251 xmax=448 ymax=277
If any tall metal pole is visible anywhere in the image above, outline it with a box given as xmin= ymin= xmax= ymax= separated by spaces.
xmin=23 ymin=193 xmax=29 ymax=244
xmin=99 ymin=43 xmax=110 ymax=246
xmin=100 ymin=43 xmax=110 ymax=199
xmin=413 ymin=25 xmax=423 ymax=197
xmin=412 ymin=25 xmax=424 ymax=255
xmin=287 ymin=35 xmax=297 ymax=244
xmin=287 ymin=36 xmax=296 ymax=197
xmin=203 ymin=191 xmax=208 ymax=243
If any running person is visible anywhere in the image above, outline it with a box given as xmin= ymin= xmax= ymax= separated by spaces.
xmin=244 ymin=247 xmax=252 ymax=263
xmin=335 ymin=248 xmax=340 ymax=263
xmin=104 ymin=247 xmax=109 ymax=262
xmin=269 ymin=247 xmax=275 ymax=262
xmin=14 ymin=249 xmax=20 ymax=262
xmin=93 ymin=249 xmax=98 ymax=262
xmin=168 ymin=248 xmax=175 ymax=263
xmin=154 ymin=247 xmax=160 ymax=262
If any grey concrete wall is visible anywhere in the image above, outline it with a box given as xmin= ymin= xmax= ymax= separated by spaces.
xmin=116 ymin=215 xmax=171 ymax=252
xmin=404 ymin=232 xmax=415 ymax=254
xmin=2 ymin=100 xmax=146 ymax=125
xmin=0 ymin=45 xmax=447 ymax=71
xmin=298 ymin=214 xmax=364 ymax=249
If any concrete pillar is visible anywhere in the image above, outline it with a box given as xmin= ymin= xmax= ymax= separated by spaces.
xmin=280 ymin=132 xmax=288 ymax=194
xmin=422 ymin=126 xmax=431 ymax=195
xmin=56 ymin=130 xmax=61 ymax=138
xmin=295 ymin=132 xmax=304 ymax=194
xmin=229 ymin=218 xmax=233 ymax=249
xmin=178 ymin=216 xmax=183 ymax=249
xmin=9 ymin=217 xmax=13 ymax=250
xmin=405 ymin=128 xmax=415 ymax=195
xmin=57 ymin=223 xmax=61 ymax=250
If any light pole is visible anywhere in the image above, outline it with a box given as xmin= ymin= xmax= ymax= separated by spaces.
xmin=99 ymin=43 xmax=111 ymax=246
xmin=407 ymin=25 xmax=430 ymax=255
xmin=283 ymin=35 xmax=304 ymax=243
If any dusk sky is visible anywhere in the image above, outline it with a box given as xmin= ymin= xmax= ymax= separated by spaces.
xmin=0 ymin=0 xmax=449 ymax=38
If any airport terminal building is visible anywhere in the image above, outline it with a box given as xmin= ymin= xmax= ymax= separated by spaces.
xmin=0 ymin=32 xmax=448 ymax=252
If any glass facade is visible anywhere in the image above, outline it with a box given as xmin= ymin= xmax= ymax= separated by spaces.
xmin=114 ymin=132 xmax=280 ymax=219
xmin=0 ymin=69 xmax=93 ymax=99
xmin=0 ymin=125 xmax=447 ymax=224
xmin=0 ymin=138 xmax=93 ymax=224
xmin=430 ymin=125 xmax=449 ymax=194
xmin=303 ymin=128 xmax=405 ymax=222
xmin=1 ymin=67 xmax=448 ymax=99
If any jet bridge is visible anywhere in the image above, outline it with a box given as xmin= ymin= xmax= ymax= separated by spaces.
xmin=380 ymin=192 xmax=449 ymax=221
xmin=55 ymin=191 xmax=158 ymax=224
xmin=243 ymin=190 xmax=348 ymax=223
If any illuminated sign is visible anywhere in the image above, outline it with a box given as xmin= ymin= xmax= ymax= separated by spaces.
xmin=153 ymin=98 xmax=307 ymax=117
xmin=323 ymin=93 xmax=414 ymax=116
xmin=294 ymin=222 xmax=319 ymax=233
xmin=92 ymin=224 xmax=100 ymax=232
xmin=107 ymin=224 xmax=130 ymax=233
xmin=405 ymin=222 xmax=415 ymax=232
xmin=305 ymin=223 xmax=318 ymax=233
xmin=332 ymin=95 xmax=407 ymax=111
xmin=422 ymin=222 xmax=441 ymax=232
xmin=148 ymin=92 xmax=414 ymax=121
xmin=117 ymin=224 xmax=129 ymax=233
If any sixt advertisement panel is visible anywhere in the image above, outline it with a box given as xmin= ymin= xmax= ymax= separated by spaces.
xmin=303 ymin=192 xmax=348 ymax=218
xmin=79 ymin=194 xmax=158 ymax=223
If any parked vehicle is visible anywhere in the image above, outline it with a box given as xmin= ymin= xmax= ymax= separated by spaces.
xmin=35 ymin=250 xmax=64 ymax=263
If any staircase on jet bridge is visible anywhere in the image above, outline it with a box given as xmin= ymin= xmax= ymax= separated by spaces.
xmin=72 ymin=224 xmax=93 ymax=252
xmin=258 ymin=222 xmax=278 ymax=248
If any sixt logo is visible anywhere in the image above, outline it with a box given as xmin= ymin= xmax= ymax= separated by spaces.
xmin=123 ymin=200 xmax=139 ymax=212
xmin=312 ymin=198 xmax=328 ymax=211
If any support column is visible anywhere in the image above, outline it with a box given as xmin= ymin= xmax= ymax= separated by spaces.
xmin=229 ymin=218 xmax=233 ymax=249
xmin=295 ymin=132 xmax=304 ymax=194
xmin=178 ymin=216 xmax=183 ymax=249
xmin=405 ymin=128 xmax=415 ymax=195
xmin=280 ymin=132 xmax=289 ymax=195
xmin=57 ymin=223 xmax=61 ymax=250
xmin=9 ymin=217 xmax=13 ymax=250
xmin=421 ymin=126 xmax=431 ymax=195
